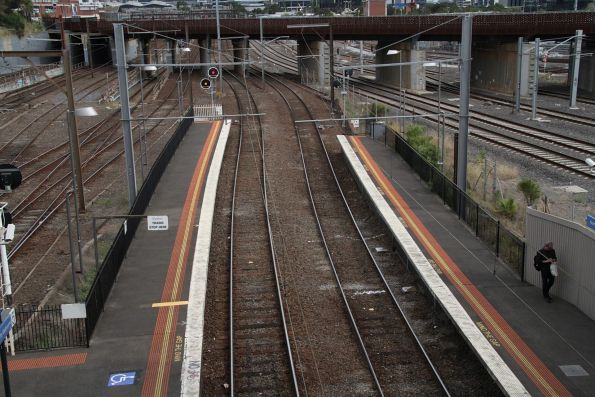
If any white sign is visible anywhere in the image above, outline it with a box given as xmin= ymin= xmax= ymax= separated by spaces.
xmin=351 ymin=119 xmax=360 ymax=128
xmin=148 ymin=216 xmax=169 ymax=231
xmin=61 ymin=303 xmax=87 ymax=319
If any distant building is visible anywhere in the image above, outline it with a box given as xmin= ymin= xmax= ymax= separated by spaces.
xmin=363 ymin=0 xmax=386 ymax=16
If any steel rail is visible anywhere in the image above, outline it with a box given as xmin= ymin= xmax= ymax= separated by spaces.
xmin=263 ymin=69 xmax=451 ymax=395
xmin=352 ymin=80 xmax=595 ymax=178
xmin=225 ymin=71 xmax=300 ymax=397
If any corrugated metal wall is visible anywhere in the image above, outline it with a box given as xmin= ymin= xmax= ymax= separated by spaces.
xmin=525 ymin=207 xmax=595 ymax=321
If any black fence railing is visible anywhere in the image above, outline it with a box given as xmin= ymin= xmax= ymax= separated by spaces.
xmin=392 ymin=130 xmax=526 ymax=280
xmin=13 ymin=305 xmax=87 ymax=352
xmin=85 ymin=109 xmax=194 ymax=342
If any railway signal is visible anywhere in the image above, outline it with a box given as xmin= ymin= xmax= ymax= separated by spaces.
xmin=0 ymin=164 xmax=21 ymax=193
xmin=200 ymin=78 xmax=211 ymax=90
xmin=208 ymin=67 xmax=219 ymax=79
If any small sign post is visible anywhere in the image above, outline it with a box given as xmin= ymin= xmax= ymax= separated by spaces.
xmin=586 ymin=215 xmax=595 ymax=231
xmin=0 ymin=308 xmax=15 ymax=397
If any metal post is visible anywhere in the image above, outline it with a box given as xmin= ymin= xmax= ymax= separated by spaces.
xmin=0 ymin=245 xmax=11 ymax=305
xmin=531 ymin=37 xmax=540 ymax=120
xmin=215 ymin=0 xmax=223 ymax=95
xmin=437 ymin=61 xmax=441 ymax=142
xmin=114 ymin=23 xmax=137 ymax=207
xmin=574 ymin=0 xmax=578 ymax=11
xmin=139 ymin=70 xmax=147 ymax=180
xmin=399 ymin=51 xmax=404 ymax=133
xmin=515 ymin=37 xmax=523 ymax=112
xmin=569 ymin=30 xmax=582 ymax=109
xmin=93 ymin=217 xmax=99 ymax=272
xmin=260 ymin=17 xmax=265 ymax=87
xmin=66 ymin=193 xmax=79 ymax=303
xmin=360 ymin=40 xmax=363 ymax=74
xmin=440 ymin=113 xmax=445 ymax=173
xmin=329 ymin=25 xmax=335 ymax=111
xmin=64 ymin=48 xmax=86 ymax=213
xmin=1 ymin=342 xmax=11 ymax=397
xmin=457 ymin=14 xmax=472 ymax=193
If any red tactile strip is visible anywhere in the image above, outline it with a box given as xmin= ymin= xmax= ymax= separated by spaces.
xmin=8 ymin=352 xmax=87 ymax=372
xmin=350 ymin=136 xmax=571 ymax=397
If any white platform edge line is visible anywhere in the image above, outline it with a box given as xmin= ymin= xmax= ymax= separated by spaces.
xmin=337 ymin=136 xmax=530 ymax=397
xmin=181 ymin=120 xmax=231 ymax=397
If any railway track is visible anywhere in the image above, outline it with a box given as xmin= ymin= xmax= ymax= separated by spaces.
xmin=263 ymin=71 xmax=450 ymax=395
xmin=224 ymin=72 xmax=299 ymax=395
xmin=4 ymin=68 xmax=182 ymax=304
xmin=351 ymin=78 xmax=595 ymax=178
xmin=425 ymin=72 xmax=595 ymax=127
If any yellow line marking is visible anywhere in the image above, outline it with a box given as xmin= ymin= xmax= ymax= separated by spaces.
xmin=152 ymin=301 xmax=189 ymax=308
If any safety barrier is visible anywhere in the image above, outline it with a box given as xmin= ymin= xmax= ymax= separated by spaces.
xmin=392 ymin=130 xmax=526 ymax=279
xmin=12 ymin=305 xmax=87 ymax=352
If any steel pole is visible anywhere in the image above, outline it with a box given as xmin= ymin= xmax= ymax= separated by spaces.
xmin=114 ymin=23 xmax=137 ymax=207
xmin=569 ymin=30 xmax=582 ymax=109
xmin=66 ymin=193 xmax=79 ymax=303
xmin=1 ymin=342 xmax=11 ymax=397
xmin=531 ymin=37 xmax=540 ymax=120
xmin=64 ymin=48 xmax=86 ymax=212
xmin=399 ymin=51 xmax=404 ymax=133
xmin=86 ymin=18 xmax=94 ymax=78
xmin=457 ymin=14 xmax=472 ymax=193
xmin=215 ymin=0 xmax=222 ymax=94
xmin=260 ymin=17 xmax=265 ymax=87
xmin=515 ymin=37 xmax=523 ymax=113
xmin=329 ymin=25 xmax=335 ymax=111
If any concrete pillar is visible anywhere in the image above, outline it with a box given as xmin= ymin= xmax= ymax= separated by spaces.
xmin=232 ymin=38 xmax=249 ymax=76
xmin=578 ymin=41 xmax=595 ymax=98
xmin=81 ymin=33 xmax=89 ymax=66
xmin=200 ymin=36 xmax=211 ymax=75
xmin=297 ymin=40 xmax=328 ymax=90
xmin=471 ymin=40 xmax=530 ymax=96
xmin=375 ymin=40 xmax=426 ymax=93
xmin=125 ymin=39 xmax=138 ymax=63
xmin=140 ymin=38 xmax=151 ymax=65
xmin=168 ymin=39 xmax=176 ymax=72
xmin=109 ymin=36 xmax=116 ymax=66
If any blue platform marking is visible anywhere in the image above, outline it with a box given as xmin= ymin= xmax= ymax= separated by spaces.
xmin=107 ymin=371 xmax=136 ymax=387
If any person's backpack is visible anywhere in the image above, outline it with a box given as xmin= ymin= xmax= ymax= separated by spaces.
xmin=533 ymin=254 xmax=541 ymax=271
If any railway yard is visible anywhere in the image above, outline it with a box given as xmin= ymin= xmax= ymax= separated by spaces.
xmin=0 ymin=17 xmax=594 ymax=397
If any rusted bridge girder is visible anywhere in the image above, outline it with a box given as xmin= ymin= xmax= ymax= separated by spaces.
xmin=62 ymin=12 xmax=594 ymax=41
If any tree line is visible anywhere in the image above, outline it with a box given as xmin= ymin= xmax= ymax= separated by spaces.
xmin=0 ymin=0 xmax=33 ymax=37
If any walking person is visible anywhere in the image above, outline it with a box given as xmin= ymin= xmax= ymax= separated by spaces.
xmin=534 ymin=242 xmax=557 ymax=303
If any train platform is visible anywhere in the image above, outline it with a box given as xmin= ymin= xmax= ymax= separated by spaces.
xmin=339 ymin=135 xmax=595 ymax=397
xmin=5 ymin=119 xmax=230 ymax=396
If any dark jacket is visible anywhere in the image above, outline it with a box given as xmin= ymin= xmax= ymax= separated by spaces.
xmin=534 ymin=248 xmax=557 ymax=271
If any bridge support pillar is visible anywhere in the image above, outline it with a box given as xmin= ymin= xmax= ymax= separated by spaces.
xmin=578 ymin=41 xmax=595 ymax=98
xmin=109 ymin=36 xmax=116 ymax=65
xmin=471 ymin=40 xmax=530 ymax=96
xmin=168 ymin=39 xmax=177 ymax=72
xmin=297 ymin=40 xmax=328 ymax=91
xmin=232 ymin=38 xmax=249 ymax=76
xmin=375 ymin=41 xmax=426 ymax=93
xmin=81 ymin=33 xmax=90 ymax=66
xmin=200 ymin=36 xmax=211 ymax=76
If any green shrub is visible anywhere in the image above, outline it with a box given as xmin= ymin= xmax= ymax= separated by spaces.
xmin=406 ymin=125 xmax=439 ymax=165
xmin=517 ymin=178 xmax=541 ymax=206
xmin=495 ymin=198 xmax=517 ymax=219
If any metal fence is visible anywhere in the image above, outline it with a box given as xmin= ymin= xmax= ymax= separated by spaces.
xmin=13 ymin=305 xmax=87 ymax=352
xmin=393 ymin=130 xmax=526 ymax=279
xmin=85 ymin=108 xmax=194 ymax=342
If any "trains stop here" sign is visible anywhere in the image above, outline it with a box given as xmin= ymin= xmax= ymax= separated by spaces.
xmin=147 ymin=216 xmax=169 ymax=231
